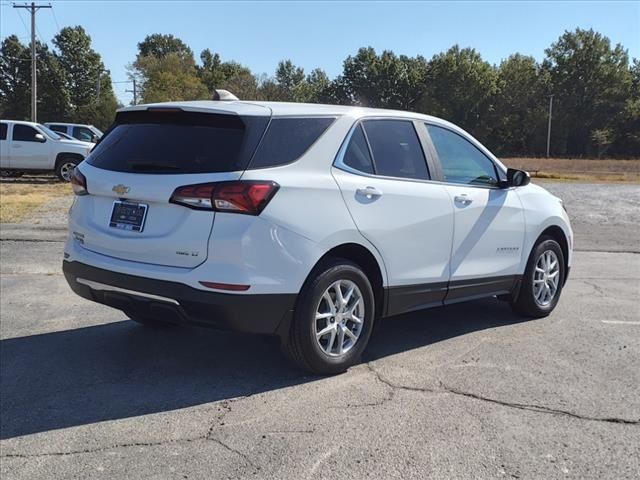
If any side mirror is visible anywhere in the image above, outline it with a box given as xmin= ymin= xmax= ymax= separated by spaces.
xmin=34 ymin=133 xmax=46 ymax=143
xmin=505 ymin=168 xmax=530 ymax=187
xmin=90 ymin=134 xmax=99 ymax=143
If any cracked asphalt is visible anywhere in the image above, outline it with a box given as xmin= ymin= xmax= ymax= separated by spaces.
xmin=1 ymin=181 xmax=639 ymax=479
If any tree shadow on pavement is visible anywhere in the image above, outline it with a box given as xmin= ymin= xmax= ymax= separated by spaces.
xmin=0 ymin=297 xmax=528 ymax=439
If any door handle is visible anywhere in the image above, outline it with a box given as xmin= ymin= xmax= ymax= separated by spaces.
xmin=454 ymin=194 xmax=473 ymax=206
xmin=356 ymin=186 xmax=383 ymax=199
xmin=12 ymin=145 xmax=22 ymax=148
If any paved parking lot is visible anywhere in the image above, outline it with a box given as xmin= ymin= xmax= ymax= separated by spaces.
xmin=1 ymin=181 xmax=639 ymax=479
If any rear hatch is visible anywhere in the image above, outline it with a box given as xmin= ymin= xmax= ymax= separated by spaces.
xmin=73 ymin=105 xmax=271 ymax=268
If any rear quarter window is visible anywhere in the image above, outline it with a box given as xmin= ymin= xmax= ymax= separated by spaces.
xmin=0 ymin=123 xmax=7 ymax=140
xmin=248 ymin=117 xmax=335 ymax=169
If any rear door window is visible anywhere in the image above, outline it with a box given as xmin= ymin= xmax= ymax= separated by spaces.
xmin=86 ymin=110 xmax=269 ymax=174
xmin=248 ymin=117 xmax=335 ymax=169
xmin=362 ymin=120 xmax=429 ymax=180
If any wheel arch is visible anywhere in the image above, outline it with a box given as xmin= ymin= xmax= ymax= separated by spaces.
xmin=311 ymin=242 xmax=386 ymax=319
xmin=537 ymin=225 xmax=570 ymax=284
xmin=55 ymin=152 xmax=84 ymax=165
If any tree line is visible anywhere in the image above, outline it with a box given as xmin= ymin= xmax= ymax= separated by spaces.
xmin=2 ymin=27 xmax=638 ymax=157
xmin=1 ymin=27 xmax=118 ymax=131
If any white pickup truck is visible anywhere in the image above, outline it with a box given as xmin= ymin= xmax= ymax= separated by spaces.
xmin=0 ymin=120 xmax=93 ymax=181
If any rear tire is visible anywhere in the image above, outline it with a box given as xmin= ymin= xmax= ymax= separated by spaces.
xmin=55 ymin=156 xmax=79 ymax=182
xmin=511 ymin=236 xmax=565 ymax=318
xmin=282 ymin=258 xmax=375 ymax=375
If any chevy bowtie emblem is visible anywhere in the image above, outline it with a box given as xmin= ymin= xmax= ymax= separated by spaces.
xmin=112 ymin=184 xmax=130 ymax=196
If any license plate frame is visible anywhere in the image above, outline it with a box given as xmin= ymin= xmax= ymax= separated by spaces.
xmin=109 ymin=200 xmax=148 ymax=232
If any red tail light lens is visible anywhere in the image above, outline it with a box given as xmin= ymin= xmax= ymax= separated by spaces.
xmin=70 ymin=169 xmax=88 ymax=195
xmin=170 ymin=181 xmax=279 ymax=215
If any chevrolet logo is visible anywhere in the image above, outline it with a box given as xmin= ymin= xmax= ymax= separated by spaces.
xmin=112 ymin=184 xmax=130 ymax=196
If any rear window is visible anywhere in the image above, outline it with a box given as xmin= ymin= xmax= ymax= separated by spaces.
xmin=248 ymin=117 xmax=335 ymax=169
xmin=87 ymin=110 xmax=269 ymax=174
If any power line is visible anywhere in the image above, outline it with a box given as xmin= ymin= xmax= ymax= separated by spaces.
xmin=12 ymin=2 xmax=52 ymax=122
xmin=49 ymin=5 xmax=60 ymax=31
xmin=14 ymin=8 xmax=31 ymax=37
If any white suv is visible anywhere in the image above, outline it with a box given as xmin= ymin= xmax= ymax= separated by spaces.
xmin=1 ymin=120 xmax=93 ymax=181
xmin=63 ymin=101 xmax=573 ymax=374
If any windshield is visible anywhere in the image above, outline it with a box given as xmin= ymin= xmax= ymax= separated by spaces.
xmin=37 ymin=124 xmax=62 ymax=140
xmin=89 ymin=126 xmax=103 ymax=137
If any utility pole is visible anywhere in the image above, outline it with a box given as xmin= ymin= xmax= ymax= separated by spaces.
xmin=13 ymin=2 xmax=52 ymax=122
xmin=546 ymin=94 xmax=554 ymax=158
xmin=125 ymin=79 xmax=138 ymax=105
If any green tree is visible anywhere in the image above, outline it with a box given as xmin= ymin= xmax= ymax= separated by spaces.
xmin=419 ymin=45 xmax=497 ymax=142
xmin=198 ymin=49 xmax=256 ymax=98
xmin=0 ymin=35 xmax=31 ymax=119
xmin=0 ymin=35 xmax=68 ymax=122
xmin=489 ymin=54 xmax=549 ymax=155
xmin=135 ymin=54 xmax=209 ymax=103
xmin=544 ymin=28 xmax=632 ymax=156
xmin=340 ymin=47 xmax=427 ymax=110
xmin=610 ymin=58 xmax=640 ymax=156
xmin=138 ymin=33 xmax=193 ymax=61
xmin=53 ymin=26 xmax=117 ymax=129
xmin=132 ymin=34 xmax=208 ymax=103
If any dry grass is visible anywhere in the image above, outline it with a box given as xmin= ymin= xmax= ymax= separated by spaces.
xmin=0 ymin=182 xmax=72 ymax=223
xmin=502 ymin=157 xmax=640 ymax=183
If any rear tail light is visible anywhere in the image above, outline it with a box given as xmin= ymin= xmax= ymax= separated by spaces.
xmin=70 ymin=169 xmax=88 ymax=196
xmin=170 ymin=181 xmax=279 ymax=215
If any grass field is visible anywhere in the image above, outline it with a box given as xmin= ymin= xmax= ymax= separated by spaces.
xmin=502 ymin=157 xmax=640 ymax=182
xmin=0 ymin=182 xmax=71 ymax=223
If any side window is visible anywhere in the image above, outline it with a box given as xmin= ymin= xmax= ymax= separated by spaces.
xmin=0 ymin=123 xmax=7 ymax=140
xmin=13 ymin=125 xmax=41 ymax=142
xmin=362 ymin=120 xmax=429 ymax=180
xmin=426 ymin=125 xmax=498 ymax=187
xmin=249 ymin=117 xmax=335 ymax=169
xmin=48 ymin=125 xmax=66 ymax=133
xmin=343 ymin=125 xmax=374 ymax=174
xmin=73 ymin=126 xmax=95 ymax=142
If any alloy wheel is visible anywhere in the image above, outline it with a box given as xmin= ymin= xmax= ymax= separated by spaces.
xmin=533 ymin=249 xmax=560 ymax=307
xmin=59 ymin=162 xmax=77 ymax=181
xmin=314 ymin=279 xmax=365 ymax=357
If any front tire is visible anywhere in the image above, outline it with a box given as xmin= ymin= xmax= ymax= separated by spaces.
xmin=283 ymin=259 xmax=375 ymax=375
xmin=511 ymin=236 xmax=565 ymax=317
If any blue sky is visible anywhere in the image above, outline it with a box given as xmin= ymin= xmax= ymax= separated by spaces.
xmin=1 ymin=1 xmax=639 ymax=104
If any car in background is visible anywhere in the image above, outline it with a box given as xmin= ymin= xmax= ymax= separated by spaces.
xmin=45 ymin=122 xmax=103 ymax=144
xmin=57 ymin=131 xmax=95 ymax=149
xmin=0 ymin=120 xmax=93 ymax=181
xmin=62 ymin=99 xmax=573 ymax=374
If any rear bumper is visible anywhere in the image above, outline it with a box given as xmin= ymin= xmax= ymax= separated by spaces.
xmin=63 ymin=260 xmax=295 ymax=336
